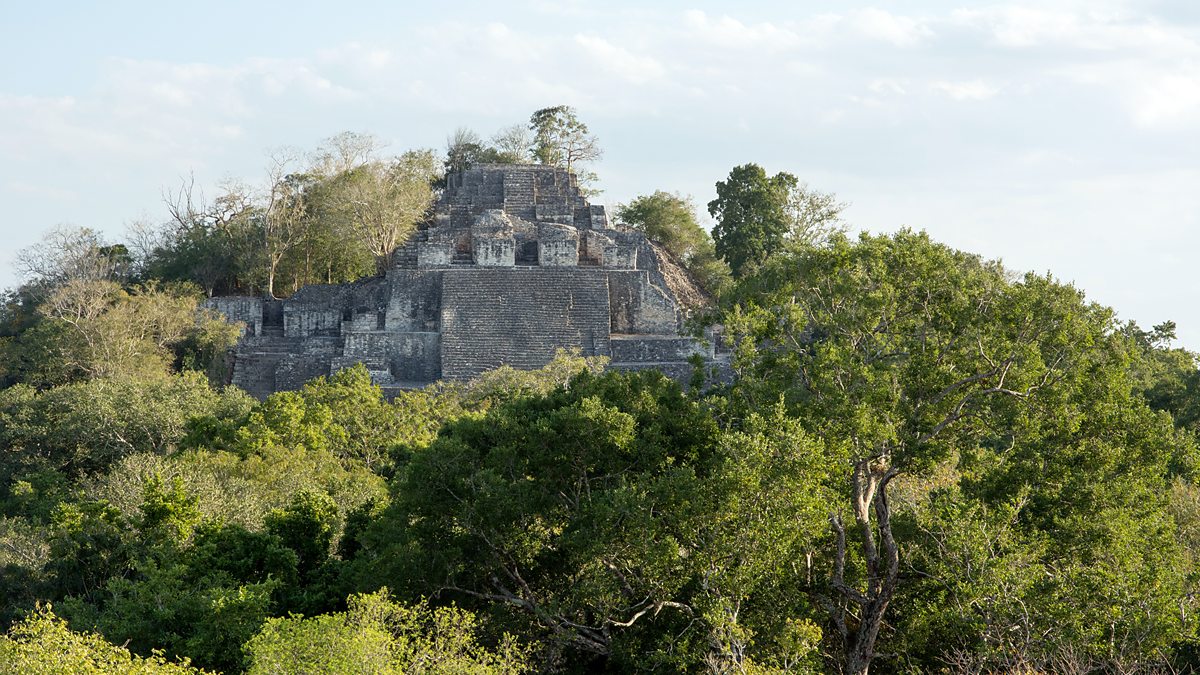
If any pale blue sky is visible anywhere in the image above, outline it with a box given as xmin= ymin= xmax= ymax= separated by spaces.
xmin=3 ymin=2 xmax=1199 ymax=343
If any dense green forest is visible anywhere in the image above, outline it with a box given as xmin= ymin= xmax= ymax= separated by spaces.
xmin=4 ymin=109 xmax=1200 ymax=674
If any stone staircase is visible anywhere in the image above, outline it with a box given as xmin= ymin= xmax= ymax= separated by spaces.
xmin=392 ymin=219 xmax=435 ymax=270
xmin=231 ymin=332 xmax=302 ymax=398
xmin=503 ymin=170 xmax=535 ymax=220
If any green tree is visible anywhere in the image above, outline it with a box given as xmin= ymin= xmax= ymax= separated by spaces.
xmin=1122 ymin=320 xmax=1200 ymax=438
xmin=356 ymin=371 xmax=833 ymax=670
xmin=259 ymin=153 xmax=309 ymax=297
xmin=264 ymin=490 xmax=338 ymax=581
xmin=616 ymin=191 xmax=731 ymax=296
xmin=528 ymin=106 xmax=602 ymax=176
xmin=60 ymin=487 xmax=299 ymax=673
xmin=15 ymin=226 xmax=129 ymax=294
xmin=617 ymin=191 xmax=709 ymax=259
xmin=725 ymin=230 xmax=1192 ymax=673
xmin=444 ymin=125 xmax=532 ymax=177
xmin=27 ymin=279 xmax=231 ymax=382
xmin=708 ymin=164 xmax=796 ymax=277
xmin=445 ymin=127 xmax=487 ymax=175
xmin=245 ymin=589 xmax=529 ymax=674
xmin=490 ymin=124 xmax=533 ymax=164
xmin=323 ymin=150 xmax=440 ymax=274
xmin=138 ymin=476 xmax=203 ymax=546
xmin=153 ymin=178 xmax=258 ymax=296
xmin=0 ymin=605 xmax=209 ymax=674
xmin=0 ymin=372 xmax=234 ymax=481
xmin=785 ymin=182 xmax=846 ymax=247
xmin=44 ymin=500 xmax=135 ymax=604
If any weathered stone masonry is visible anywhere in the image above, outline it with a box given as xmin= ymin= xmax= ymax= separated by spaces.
xmin=206 ymin=164 xmax=727 ymax=399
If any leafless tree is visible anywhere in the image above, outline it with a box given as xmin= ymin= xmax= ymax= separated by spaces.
xmin=15 ymin=226 xmax=122 ymax=290
xmin=310 ymin=131 xmax=386 ymax=176
xmin=260 ymin=150 xmax=308 ymax=297
xmin=491 ymin=124 xmax=533 ymax=163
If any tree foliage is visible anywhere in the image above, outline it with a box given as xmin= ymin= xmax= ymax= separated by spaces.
xmin=320 ymin=149 xmax=439 ymax=274
xmin=244 ymin=589 xmax=530 ymax=674
xmin=725 ymin=229 xmax=1193 ymax=673
xmin=709 ymin=165 xmax=846 ymax=278
xmin=354 ymin=371 xmax=833 ymax=671
xmin=0 ymin=605 xmax=209 ymax=675
xmin=444 ymin=125 xmax=533 ymax=175
xmin=141 ymin=136 xmax=440 ymax=298
xmin=529 ymin=105 xmax=602 ymax=190
xmin=709 ymin=164 xmax=796 ymax=277
xmin=616 ymin=191 xmax=731 ymax=296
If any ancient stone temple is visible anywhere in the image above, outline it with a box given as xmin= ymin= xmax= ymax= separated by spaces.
xmin=206 ymin=164 xmax=726 ymax=399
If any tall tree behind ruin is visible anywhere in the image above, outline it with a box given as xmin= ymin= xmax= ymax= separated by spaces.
xmin=259 ymin=152 xmax=308 ymax=298
xmin=443 ymin=125 xmax=533 ymax=176
xmin=529 ymin=105 xmax=602 ymax=177
xmin=322 ymin=149 xmax=440 ymax=275
xmin=156 ymin=177 xmax=257 ymax=296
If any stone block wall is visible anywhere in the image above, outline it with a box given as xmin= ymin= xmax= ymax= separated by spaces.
xmin=232 ymin=352 xmax=282 ymax=399
xmin=284 ymin=307 xmax=343 ymax=337
xmin=609 ymin=270 xmax=681 ymax=335
xmin=418 ymin=241 xmax=452 ymax=268
xmin=390 ymin=332 xmax=440 ymax=382
xmin=385 ymin=272 xmax=441 ymax=331
xmin=609 ymin=336 xmax=710 ymax=363
xmin=339 ymin=330 xmax=441 ymax=383
xmin=343 ymin=313 xmax=379 ymax=332
xmin=588 ymin=205 xmax=609 ymax=230
xmin=275 ymin=353 xmax=332 ymax=391
xmin=537 ymin=223 xmax=579 ymax=267
xmin=474 ymin=237 xmax=516 ymax=266
xmin=290 ymin=283 xmax=352 ymax=306
xmin=203 ymin=296 xmax=263 ymax=336
xmin=440 ymin=268 xmax=610 ymax=379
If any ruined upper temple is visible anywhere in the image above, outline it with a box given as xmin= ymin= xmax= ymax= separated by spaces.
xmin=206 ymin=164 xmax=726 ymax=399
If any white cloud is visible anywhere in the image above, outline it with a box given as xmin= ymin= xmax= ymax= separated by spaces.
xmin=4 ymin=180 xmax=79 ymax=201
xmin=847 ymin=8 xmax=933 ymax=47
xmin=869 ymin=79 xmax=909 ymax=95
xmin=682 ymin=10 xmax=804 ymax=51
xmin=930 ymin=79 xmax=1000 ymax=100
xmin=953 ymin=5 xmax=1198 ymax=53
xmin=1132 ymin=72 xmax=1200 ymax=127
xmin=954 ymin=6 xmax=1079 ymax=48
xmin=573 ymin=35 xmax=666 ymax=84
xmin=1061 ymin=61 xmax=1200 ymax=128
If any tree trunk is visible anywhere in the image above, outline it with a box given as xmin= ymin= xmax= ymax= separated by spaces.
xmin=830 ymin=457 xmax=900 ymax=675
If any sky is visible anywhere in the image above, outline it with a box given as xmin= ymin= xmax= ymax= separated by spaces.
xmin=2 ymin=1 xmax=1199 ymax=344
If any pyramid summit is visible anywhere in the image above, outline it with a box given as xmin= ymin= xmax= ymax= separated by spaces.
xmin=206 ymin=163 xmax=727 ymax=398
